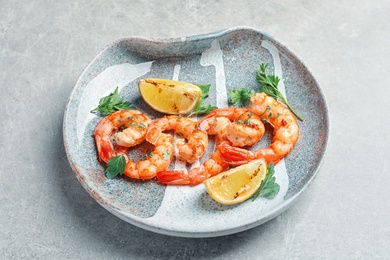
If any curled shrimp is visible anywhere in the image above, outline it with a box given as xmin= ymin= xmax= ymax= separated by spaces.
xmin=123 ymin=133 xmax=174 ymax=180
xmin=93 ymin=110 xmax=174 ymax=180
xmin=156 ymin=141 xmax=230 ymax=185
xmin=146 ymin=115 xmax=208 ymax=164
xmin=93 ymin=110 xmax=151 ymax=163
xmin=220 ymin=92 xmax=300 ymax=165
xmin=198 ymin=107 xmax=265 ymax=147
xmin=157 ymin=108 xmax=265 ymax=186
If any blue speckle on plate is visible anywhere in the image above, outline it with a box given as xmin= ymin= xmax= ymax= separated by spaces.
xmin=63 ymin=27 xmax=329 ymax=237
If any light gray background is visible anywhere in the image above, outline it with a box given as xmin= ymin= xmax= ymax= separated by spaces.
xmin=1 ymin=0 xmax=389 ymax=259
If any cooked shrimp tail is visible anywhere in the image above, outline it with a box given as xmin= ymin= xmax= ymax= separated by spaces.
xmin=218 ymin=144 xmax=255 ymax=165
xmin=219 ymin=145 xmax=281 ymax=165
xmin=156 ymin=170 xmax=190 ymax=185
xmin=157 ymin=142 xmax=230 ymax=185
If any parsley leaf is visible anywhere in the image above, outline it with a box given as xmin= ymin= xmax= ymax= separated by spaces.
xmin=189 ymin=99 xmax=216 ymax=116
xmin=252 ymin=162 xmax=280 ymax=200
xmin=228 ymin=88 xmax=255 ymax=107
xmin=188 ymin=84 xmax=217 ymax=116
xmin=105 ymin=155 xmax=126 ymax=179
xmin=256 ymin=63 xmax=304 ymax=121
xmin=91 ymin=87 xmax=134 ymax=116
xmin=196 ymin=84 xmax=211 ymax=99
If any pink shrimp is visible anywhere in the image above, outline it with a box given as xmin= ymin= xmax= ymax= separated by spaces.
xmin=157 ymin=108 xmax=265 ymax=185
xmin=156 ymin=141 xmax=230 ymax=185
xmin=146 ymin=115 xmax=208 ymax=164
xmin=93 ymin=110 xmax=175 ymax=180
xmin=220 ymin=92 xmax=300 ymax=165
xmin=93 ymin=110 xmax=151 ymax=163
xmin=198 ymin=107 xmax=265 ymax=147
xmin=122 ymin=133 xmax=174 ymax=180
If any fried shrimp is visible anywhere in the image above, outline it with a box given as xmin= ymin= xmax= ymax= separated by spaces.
xmin=93 ymin=110 xmax=151 ymax=163
xmin=220 ymin=92 xmax=299 ymax=165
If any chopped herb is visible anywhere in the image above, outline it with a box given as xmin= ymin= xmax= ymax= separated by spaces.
xmin=105 ymin=155 xmax=126 ymax=179
xmin=259 ymin=105 xmax=271 ymax=117
xmin=234 ymin=117 xmax=253 ymax=127
xmin=252 ymin=162 xmax=280 ymax=200
xmin=91 ymin=87 xmax=134 ymax=116
xmin=136 ymin=122 xmax=146 ymax=129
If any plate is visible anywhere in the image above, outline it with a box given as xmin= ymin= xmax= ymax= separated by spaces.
xmin=63 ymin=27 xmax=329 ymax=237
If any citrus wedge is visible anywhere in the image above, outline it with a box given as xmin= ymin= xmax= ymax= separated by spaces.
xmin=204 ymin=159 xmax=267 ymax=205
xmin=138 ymin=78 xmax=202 ymax=114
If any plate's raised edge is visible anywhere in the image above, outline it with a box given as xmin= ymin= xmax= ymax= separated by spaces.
xmin=62 ymin=26 xmax=279 ymax=205
xmin=101 ymin=186 xmax=308 ymax=238
xmin=62 ymin=26 xmax=330 ymax=238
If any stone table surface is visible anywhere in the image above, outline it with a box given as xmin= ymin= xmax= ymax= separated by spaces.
xmin=1 ymin=0 xmax=389 ymax=259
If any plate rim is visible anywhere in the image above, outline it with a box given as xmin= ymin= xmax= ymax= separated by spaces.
xmin=63 ymin=26 xmax=330 ymax=238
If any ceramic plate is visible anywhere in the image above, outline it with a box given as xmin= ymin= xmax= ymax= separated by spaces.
xmin=63 ymin=27 xmax=329 ymax=237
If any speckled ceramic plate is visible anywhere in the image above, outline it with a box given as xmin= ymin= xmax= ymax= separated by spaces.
xmin=63 ymin=27 xmax=329 ymax=237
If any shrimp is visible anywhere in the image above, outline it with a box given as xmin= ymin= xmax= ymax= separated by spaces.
xmin=146 ymin=115 xmax=208 ymax=164
xmin=123 ymin=133 xmax=174 ymax=180
xmin=156 ymin=142 xmax=230 ymax=185
xmin=157 ymin=108 xmax=265 ymax=186
xmin=198 ymin=107 xmax=265 ymax=147
xmin=93 ymin=110 xmax=151 ymax=163
xmin=220 ymin=92 xmax=300 ymax=165
xmin=93 ymin=110 xmax=174 ymax=180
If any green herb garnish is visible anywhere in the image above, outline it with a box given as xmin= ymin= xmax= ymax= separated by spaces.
xmin=91 ymin=87 xmax=134 ymax=116
xmin=189 ymin=99 xmax=216 ymax=116
xmin=105 ymin=155 xmax=126 ymax=179
xmin=252 ymin=162 xmax=280 ymax=200
xmin=188 ymin=84 xmax=217 ymax=116
xmin=228 ymin=88 xmax=255 ymax=107
xmin=256 ymin=64 xmax=304 ymax=121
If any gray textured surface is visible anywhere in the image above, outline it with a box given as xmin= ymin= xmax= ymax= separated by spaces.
xmin=1 ymin=0 xmax=389 ymax=259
